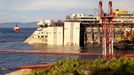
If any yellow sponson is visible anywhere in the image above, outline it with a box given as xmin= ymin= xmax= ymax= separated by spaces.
xmin=115 ymin=36 xmax=125 ymax=41
xmin=114 ymin=10 xmax=128 ymax=15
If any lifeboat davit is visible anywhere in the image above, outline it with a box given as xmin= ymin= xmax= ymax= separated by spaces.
xmin=13 ymin=25 xmax=22 ymax=32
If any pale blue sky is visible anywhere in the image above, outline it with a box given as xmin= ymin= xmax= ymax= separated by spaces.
xmin=0 ymin=0 xmax=133 ymax=23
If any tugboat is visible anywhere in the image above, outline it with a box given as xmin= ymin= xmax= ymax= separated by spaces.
xmin=13 ymin=24 xmax=22 ymax=32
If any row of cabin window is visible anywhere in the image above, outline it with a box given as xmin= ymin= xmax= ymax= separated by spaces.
xmin=38 ymin=36 xmax=48 ymax=38
xmin=38 ymin=32 xmax=62 ymax=34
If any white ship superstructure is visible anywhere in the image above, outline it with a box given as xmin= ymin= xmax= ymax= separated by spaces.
xmin=25 ymin=19 xmax=63 ymax=45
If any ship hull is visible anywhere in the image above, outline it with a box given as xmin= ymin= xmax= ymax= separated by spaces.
xmin=14 ymin=29 xmax=22 ymax=32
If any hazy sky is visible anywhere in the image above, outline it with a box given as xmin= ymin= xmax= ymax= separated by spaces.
xmin=0 ymin=0 xmax=133 ymax=23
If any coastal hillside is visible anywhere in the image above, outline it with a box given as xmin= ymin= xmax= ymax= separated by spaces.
xmin=0 ymin=22 xmax=37 ymax=28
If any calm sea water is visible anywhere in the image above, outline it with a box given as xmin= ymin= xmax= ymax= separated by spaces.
xmin=0 ymin=28 xmax=133 ymax=74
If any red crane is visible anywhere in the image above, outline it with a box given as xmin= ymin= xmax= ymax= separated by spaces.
xmin=99 ymin=0 xmax=114 ymax=58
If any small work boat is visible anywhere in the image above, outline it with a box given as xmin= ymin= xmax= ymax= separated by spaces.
xmin=13 ymin=24 xmax=22 ymax=32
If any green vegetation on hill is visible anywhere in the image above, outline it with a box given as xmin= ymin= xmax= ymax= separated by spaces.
xmin=27 ymin=57 xmax=134 ymax=75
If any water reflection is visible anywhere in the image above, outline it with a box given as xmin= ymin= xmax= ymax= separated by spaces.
xmin=28 ymin=43 xmax=134 ymax=54
xmin=30 ymin=44 xmax=81 ymax=52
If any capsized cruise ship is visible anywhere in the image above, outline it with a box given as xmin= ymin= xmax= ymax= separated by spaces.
xmin=24 ymin=9 xmax=134 ymax=47
xmin=24 ymin=13 xmax=100 ymax=46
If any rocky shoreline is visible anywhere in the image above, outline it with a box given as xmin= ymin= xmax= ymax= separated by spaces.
xmin=5 ymin=57 xmax=134 ymax=75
